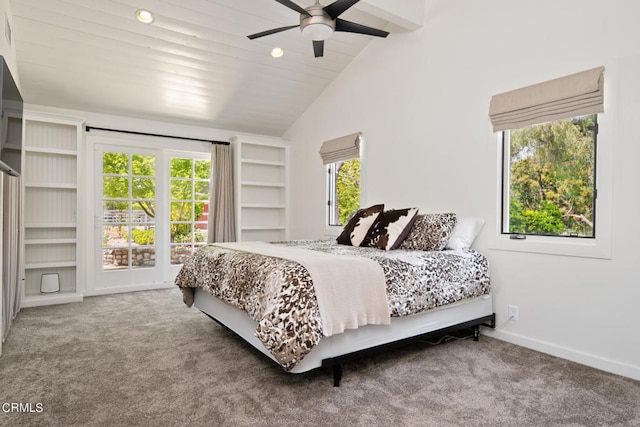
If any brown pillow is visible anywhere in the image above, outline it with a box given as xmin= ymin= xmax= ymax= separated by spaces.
xmin=336 ymin=204 xmax=384 ymax=246
xmin=399 ymin=213 xmax=457 ymax=251
xmin=362 ymin=208 xmax=419 ymax=250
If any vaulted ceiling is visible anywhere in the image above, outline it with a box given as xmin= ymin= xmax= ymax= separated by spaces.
xmin=9 ymin=0 xmax=422 ymax=136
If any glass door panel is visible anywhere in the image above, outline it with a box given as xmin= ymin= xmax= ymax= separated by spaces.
xmin=169 ymin=157 xmax=210 ymax=265
xmin=96 ymin=148 xmax=162 ymax=290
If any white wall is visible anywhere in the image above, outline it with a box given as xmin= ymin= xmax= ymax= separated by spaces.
xmin=285 ymin=0 xmax=640 ymax=380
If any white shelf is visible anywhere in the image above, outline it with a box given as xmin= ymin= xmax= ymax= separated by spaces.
xmin=25 ymin=238 xmax=77 ymax=245
xmin=25 ymin=182 xmax=77 ymax=189
xmin=241 ymin=159 xmax=286 ymax=167
xmin=25 ymin=223 xmax=77 ymax=228
xmin=233 ymin=136 xmax=289 ymax=242
xmin=241 ymin=203 xmax=286 ymax=209
xmin=22 ymin=115 xmax=82 ymax=306
xmin=240 ymin=181 xmax=285 ymax=188
xmin=24 ymin=146 xmax=77 ymax=156
xmin=241 ymin=225 xmax=286 ymax=231
xmin=25 ymin=261 xmax=77 ymax=269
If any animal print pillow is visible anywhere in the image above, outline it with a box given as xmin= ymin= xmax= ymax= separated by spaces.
xmin=336 ymin=204 xmax=384 ymax=246
xmin=399 ymin=213 xmax=457 ymax=251
xmin=362 ymin=208 xmax=419 ymax=250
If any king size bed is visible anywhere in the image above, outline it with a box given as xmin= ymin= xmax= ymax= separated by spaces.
xmin=175 ymin=208 xmax=495 ymax=386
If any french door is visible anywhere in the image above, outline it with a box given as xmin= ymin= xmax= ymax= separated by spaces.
xmin=94 ymin=145 xmax=165 ymax=291
xmin=92 ymin=142 xmax=211 ymax=293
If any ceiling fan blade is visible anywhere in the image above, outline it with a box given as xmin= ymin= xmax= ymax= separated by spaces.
xmin=313 ymin=40 xmax=324 ymax=58
xmin=335 ymin=18 xmax=389 ymax=38
xmin=247 ymin=25 xmax=299 ymax=40
xmin=324 ymin=0 xmax=360 ymax=20
xmin=275 ymin=0 xmax=310 ymax=16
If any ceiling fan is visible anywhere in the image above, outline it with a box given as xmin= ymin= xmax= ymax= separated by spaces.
xmin=247 ymin=0 xmax=389 ymax=58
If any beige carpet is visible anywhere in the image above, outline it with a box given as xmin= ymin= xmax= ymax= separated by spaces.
xmin=0 ymin=288 xmax=638 ymax=427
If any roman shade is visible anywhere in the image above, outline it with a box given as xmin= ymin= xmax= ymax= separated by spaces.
xmin=489 ymin=66 xmax=604 ymax=132
xmin=319 ymin=132 xmax=361 ymax=164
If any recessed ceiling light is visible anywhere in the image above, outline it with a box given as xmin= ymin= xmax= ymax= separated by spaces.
xmin=135 ymin=9 xmax=154 ymax=24
xmin=271 ymin=47 xmax=284 ymax=58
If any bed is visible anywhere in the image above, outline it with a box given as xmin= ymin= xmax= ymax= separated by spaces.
xmin=175 ymin=210 xmax=495 ymax=386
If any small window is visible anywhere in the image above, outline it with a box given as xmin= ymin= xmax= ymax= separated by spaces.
xmin=327 ymin=158 xmax=360 ymax=226
xmin=502 ymin=115 xmax=597 ymax=238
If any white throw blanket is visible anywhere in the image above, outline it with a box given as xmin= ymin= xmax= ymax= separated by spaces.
xmin=213 ymin=241 xmax=390 ymax=336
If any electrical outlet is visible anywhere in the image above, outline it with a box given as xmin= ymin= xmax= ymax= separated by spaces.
xmin=508 ymin=305 xmax=519 ymax=321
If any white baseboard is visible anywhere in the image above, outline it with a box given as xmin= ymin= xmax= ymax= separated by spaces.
xmin=484 ymin=329 xmax=640 ymax=381
xmin=21 ymin=292 xmax=84 ymax=308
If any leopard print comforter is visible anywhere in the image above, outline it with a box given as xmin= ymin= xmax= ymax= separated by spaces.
xmin=174 ymin=240 xmax=491 ymax=371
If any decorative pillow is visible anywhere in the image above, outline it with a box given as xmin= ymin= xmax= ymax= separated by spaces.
xmin=363 ymin=208 xmax=419 ymax=250
xmin=399 ymin=213 xmax=457 ymax=251
xmin=445 ymin=217 xmax=485 ymax=250
xmin=336 ymin=204 xmax=384 ymax=246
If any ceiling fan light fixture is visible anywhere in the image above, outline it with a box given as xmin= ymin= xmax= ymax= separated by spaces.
xmin=299 ymin=3 xmax=335 ymax=41
xmin=135 ymin=9 xmax=154 ymax=24
xmin=301 ymin=23 xmax=334 ymax=41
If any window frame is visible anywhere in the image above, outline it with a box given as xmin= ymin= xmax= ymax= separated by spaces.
xmin=500 ymin=115 xmax=598 ymax=240
xmin=325 ymin=158 xmax=361 ymax=234
xmin=489 ymin=114 xmax=612 ymax=259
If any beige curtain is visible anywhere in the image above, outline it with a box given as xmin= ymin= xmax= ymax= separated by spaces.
xmin=319 ymin=132 xmax=361 ymax=164
xmin=489 ymin=66 xmax=604 ymax=132
xmin=207 ymin=144 xmax=236 ymax=243
xmin=2 ymin=174 xmax=21 ymax=341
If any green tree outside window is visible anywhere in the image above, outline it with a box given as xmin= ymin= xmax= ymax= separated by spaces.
xmin=506 ymin=115 xmax=596 ymax=237
xmin=335 ymin=158 xmax=360 ymax=226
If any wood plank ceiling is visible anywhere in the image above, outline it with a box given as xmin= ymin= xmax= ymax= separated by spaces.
xmin=9 ymin=0 xmax=395 ymax=136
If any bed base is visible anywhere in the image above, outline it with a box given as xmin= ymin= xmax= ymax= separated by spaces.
xmin=195 ymin=289 xmax=495 ymax=387
xmin=321 ymin=313 xmax=496 ymax=386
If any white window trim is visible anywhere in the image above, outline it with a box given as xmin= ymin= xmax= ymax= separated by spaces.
xmin=325 ymin=163 xmax=345 ymax=237
xmin=323 ymin=139 xmax=367 ymax=237
xmin=488 ymin=113 xmax=613 ymax=260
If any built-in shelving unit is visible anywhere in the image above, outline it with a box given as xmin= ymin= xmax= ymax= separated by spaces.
xmin=21 ymin=114 xmax=84 ymax=307
xmin=232 ymin=136 xmax=289 ymax=242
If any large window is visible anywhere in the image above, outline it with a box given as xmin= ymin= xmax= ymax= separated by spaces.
xmin=327 ymin=158 xmax=360 ymax=226
xmin=169 ymin=157 xmax=211 ymax=264
xmin=502 ymin=115 xmax=597 ymax=238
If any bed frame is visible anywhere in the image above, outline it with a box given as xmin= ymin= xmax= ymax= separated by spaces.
xmin=193 ymin=288 xmax=496 ymax=386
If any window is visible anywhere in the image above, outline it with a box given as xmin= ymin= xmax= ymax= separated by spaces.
xmin=169 ymin=157 xmax=211 ymax=264
xmin=489 ymin=67 xmax=610 ymax=258
xmin=502 ymin=115 xmax=597 ymax=238
xmin=327 ymin=158 xmax=360 ymax=226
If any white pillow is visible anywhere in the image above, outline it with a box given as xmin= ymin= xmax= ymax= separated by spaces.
xmin=445 ymin=217 xmax=485 ymax=250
